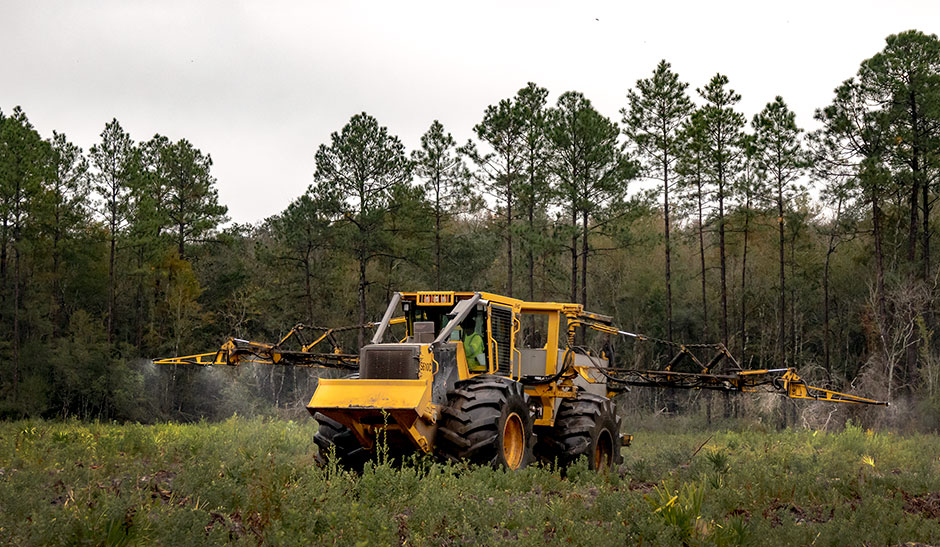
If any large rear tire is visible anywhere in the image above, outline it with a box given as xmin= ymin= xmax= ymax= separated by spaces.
xmin=536 ymin=393 xmax=623 ymax=471
xmin=437 ymin=376 xmax=533 ymax=470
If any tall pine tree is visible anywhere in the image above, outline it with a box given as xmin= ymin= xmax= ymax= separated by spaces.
xmin=0 ymin=107 xmax=50 ymax=402
xmin=549 ymin=91 xmax=635 ymax=308
xmin=623 ymin=60 xmax=693 ymax=342
xmin=411 ymin=120 xmax=469 ymax=289
xmin=89 ymin=119 xmax=136 ymax=344
xmin=515 ymin=83 xmax=553 ymax=302
xmin=162 ymin=138 xmax=228 ymax=260
xmin=463 ymin=98 xmax=525 ymax=297
xmin=697 ymin=74 xmax=745 ymax=347
xmin=312 ymin=113 xmax=411 ymax=346
xmin=753 ymin=96 xmax=805 ymax=366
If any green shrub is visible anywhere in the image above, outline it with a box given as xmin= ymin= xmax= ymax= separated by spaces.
xmin=2 ymin=418 xmax=940 ymax=545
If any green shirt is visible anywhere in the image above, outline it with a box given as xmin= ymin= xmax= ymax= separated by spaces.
xmin=463 ymin=332 xmax=486 ymax=371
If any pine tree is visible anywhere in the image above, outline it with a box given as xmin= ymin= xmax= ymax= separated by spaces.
xmin=514 ymin=83 xmax=553 ymax=302
xmin=89 ymin=119 xmax=136 ymax=344
xmin=269 ymin=191 xmax=338 ymax=324
xmin=549 ymin=91 xmax=635 ymax=308
xmin=753 ymin=96 xmax=805 ymax=366
xmin=411 ymin=120 xmax=469 ymax=289
xmin=162 ymin=139 xmax=228 ymax=259
xmin=129 ymin=134 xmax=172 ymax=349
xmin=858 ymin=30 xmax=940 ymax=277
xmin=623 ymin=60 xmax=693 ymax=342
xmin=0 ymin=107 xmax=51 ymax=402
xmin=463 ymin=98 xmax=525 ymax=297
xmin=45 ymin=131 xmax=90 ymax=335
xmin=312 ymin=113 xmax=411 ymax=346
xmin=734 ymin=134 xmax=764 ymax=362
xmin=812 ymin=79 xmax=891 ymax=336
xmin=697 ymin=74 xmax=746 ymax=347
xmin=676 ymin=109 xmax=711 ymax=340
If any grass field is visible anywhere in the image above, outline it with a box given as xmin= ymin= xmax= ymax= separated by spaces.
xmin=2 ymin=416 xmax=940 ymax=546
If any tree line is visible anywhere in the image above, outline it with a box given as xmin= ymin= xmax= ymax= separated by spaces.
xmin=1 ymin=30 xmax=938 ymax=426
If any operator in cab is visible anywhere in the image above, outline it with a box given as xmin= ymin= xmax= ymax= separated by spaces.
xmin=460 ymin=315 xmax=487 ymax=372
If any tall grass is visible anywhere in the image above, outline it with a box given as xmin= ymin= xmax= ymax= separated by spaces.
xmin=1 ymin=418 xmax=939 ymax=545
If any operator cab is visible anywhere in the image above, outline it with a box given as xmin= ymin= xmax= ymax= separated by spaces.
xmin=374 ymin=292 xmax=526 ymax=379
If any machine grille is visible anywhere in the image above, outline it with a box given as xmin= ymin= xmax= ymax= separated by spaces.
xmin=490 ymin=306 xmax=513 ymax=376
xmin=359 ymin=345 xmax=420 ymax=379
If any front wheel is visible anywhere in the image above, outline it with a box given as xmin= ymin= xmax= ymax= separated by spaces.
xmin=312 ymin=412 xmax=370 ymax=470
xmin=312 ymin=374 xmax=370 ymax=470
xmin=436 ymin=375 xmax=533 ymax=470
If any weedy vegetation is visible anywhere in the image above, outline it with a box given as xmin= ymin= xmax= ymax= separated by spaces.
xmin=2 ymin=417 xmax=940 ymax=545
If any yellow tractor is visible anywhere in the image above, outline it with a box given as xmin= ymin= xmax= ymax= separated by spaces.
xmin=158 ymin=290 xmax=887 ymax=471
xmin=308 ymin=291 xmax=628 ymax=471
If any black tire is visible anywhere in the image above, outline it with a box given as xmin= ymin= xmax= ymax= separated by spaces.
xmin=536 ymin=393 xmax=623 ymax=471
xmin=436 ymin=375 xmax=533 ymax=470
xmin=313 ymin=413 xmax=371 ymax=470
xmin=313 ymin=374 xmax=370 ymax=470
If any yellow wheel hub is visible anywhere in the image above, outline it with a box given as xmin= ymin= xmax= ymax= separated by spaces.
xmin=594 ymin=430 xmax=613 ymax=471
xmin=502 ymin=412 xmax=525 ymax=469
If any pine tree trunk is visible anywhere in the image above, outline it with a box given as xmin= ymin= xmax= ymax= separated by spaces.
xmin=357 ymin=246 xmax=367 ymax=349
xmin=823 ymin=246 xmax=833 ymax=376
xmin=908 ymin=180 xmax=919 ymax=265
xmin=717 ymin=166 xmax=730 ymax=419
xmin=697 ymin=179 xmax=708 ymax=340
xmin=12 ymin=240 xmax=20 ymax=404
xmin=526 ymin=149 xmax=537 ymax=304
xmin=134 ymin=247 xmax=143 ymax=349
xmin=107 ymin=178 xmax=118 ymax=345
xmin=570 ymin=206 xmax=578 ymax=304
xmin=923 ymin=175 xmax=931 ymax=280
xmin=907 ymin=92 xmax=925 ymax=391
xmin=872 ymin=191 xmax=887 ymax=336
xmin=663 ymin=155 xmax=676 ymax=412
xmin=178 ymin=223 xmax=185 ymax=260
xmin=11 ymin=160 xmax=25 ymax=405
xmin=435 ymin=181 xmax=442 ymax=290
xmin=909 ymin=88 xmax=922 ymax=274
xmin=740 ymin=195 xmax=750 ymax=363
xmin=108 ymin=231 xmax=115 ymax=344
xmin=663 ymin=166 xmax=673 ymax=342
xmin=823 ymin=198 xmax=842 ymax=379
xmin=581 ymin=210 xmax=589 ymax=308
xmin=789 ymin=232 xmax=797 ymax=367
xmin=304 ymin=245 xmax=314 ymax=323
xmin=922 ymin=171 xmax=933 ymax=355
xmin=528 ymin=202 xmax=535 ymax=302
xmin=1 ymin=217 xmax=7 ymax=307
xmin=52 ymin=208 xmax=62 ymax=338
xmin=778 ymin=183 xmax=786 ymax=366
xmin=718 ymin=178 xmax=728 ymax=347
xmin=506 ymin=188 xmax=513 ymax=298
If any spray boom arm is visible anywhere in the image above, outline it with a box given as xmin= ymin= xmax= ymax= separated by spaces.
xmin=566 ymin=319 xmax=888 ymax=406
xmin=155 ymin=312 xmax=887 ymax=406
xmin=153 ymin=319 xmax=404 ymax=368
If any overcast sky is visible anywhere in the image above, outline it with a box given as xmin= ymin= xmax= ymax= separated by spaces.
xmin=2 ymin=1 xmax=938 ymax=224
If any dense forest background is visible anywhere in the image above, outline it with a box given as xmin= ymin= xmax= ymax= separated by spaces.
xmin=1 ymin=30 xmax=938 ymax=429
